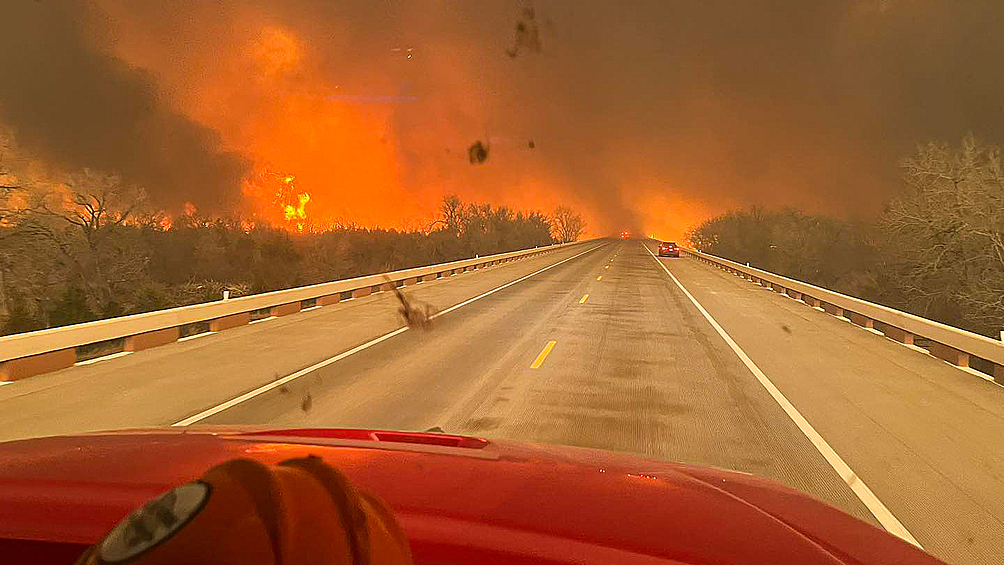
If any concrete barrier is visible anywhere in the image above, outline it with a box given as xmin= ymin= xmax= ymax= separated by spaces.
xmin=680 ymin=245 xmax=1004 ymax=381
xmin=210 ymin=312 xmax=251 ymax=332
xmin=270 ymin=302 xmax=301 ymax=317
xmin=125 ymin=327 xmax=180 ymax=352
xmin=318 ymin=294 xmax=341 ymax=306
xmin=0 ymin=348 xmax=76 ymax=381
xmin=0 ymin=239 xmax=597 ymax=380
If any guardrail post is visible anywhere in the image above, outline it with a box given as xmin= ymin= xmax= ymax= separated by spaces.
xmin=318 ymin=294 xmax=341 ymax=306
xmin=804 ymin=296 xmax=821 ymax=308
xmin=0 ymin=349 xmax=76 ymax=381
xmin=423 ymin=273 xmax=437 ymax=282
xmin=881 ymin=325 xmax=913 ymax=345
xmin=270 ymin=302 xmax=301 ymax=317
xmin=786 ymin=290 xmax=802 ymax=300
xmin=404 ymin=277 xmax=418 ymax=286
xmin=928 ymin=342 xmax=970 ymax=367
xmin=352 ymin=287 xmax=372 ymax=299
xmin=821 ymin=303 xmax=844 ymax=317
xmin=847 ymin=312 xmax=874 ymax=329
xmin=994 ymin=364 xmax=1004 ymax=383
xmin=379 ymin=281 xmax=394 ymax=292
xmin=210 ymin=312 xmax=251 ymax=332
xmin=125 ymin=327 xmax=180 ymax=351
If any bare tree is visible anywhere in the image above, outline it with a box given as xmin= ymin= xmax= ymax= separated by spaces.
xmin=437 ymin=194 xmax=465 ymax=233
xmin=551 ymin=206 xmax=585 ymax=243
xmin=881 ymin=134 xmax=1004 ymax=333
xmin=26 ymin=170 xmax=151 ymax=314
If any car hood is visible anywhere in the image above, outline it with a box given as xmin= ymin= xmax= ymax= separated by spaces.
xmin=0 ymin=427 xmax=942 ymax=565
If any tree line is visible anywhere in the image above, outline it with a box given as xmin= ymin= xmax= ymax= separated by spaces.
xmin=686 ymin=135 xmax=1004 ymax=338
xmin=0 ymin=178 xmax=585 ymax=335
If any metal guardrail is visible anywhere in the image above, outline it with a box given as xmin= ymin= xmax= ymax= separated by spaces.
xmin=677 ymin=246 xmax=1004 ymax=381
xmin=0 ymin=240 xmax=595 ymax=379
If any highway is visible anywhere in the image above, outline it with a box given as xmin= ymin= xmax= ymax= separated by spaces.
xmin=1 ymin=239 xmax=1002 ymax=565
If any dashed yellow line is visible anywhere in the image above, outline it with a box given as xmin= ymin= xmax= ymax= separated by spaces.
xmin=596 ymin=275 xmax=602 ymax=281
xmin=530 ymin=340 xmax=557 ymax=369
xmin=579 ymin=294 xmax=589 ymax=304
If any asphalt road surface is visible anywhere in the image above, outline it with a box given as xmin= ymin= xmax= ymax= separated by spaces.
xmin=1 ymin=239 xmax=1002 ymax=565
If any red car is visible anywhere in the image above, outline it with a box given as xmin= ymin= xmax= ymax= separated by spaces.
xmin=658 ymin=241 xmax=680 ymax=257
xmin=620 ymin=230 xmax=631 ymax=239
xmin=0 ymin=427 xmax=945 ymax=565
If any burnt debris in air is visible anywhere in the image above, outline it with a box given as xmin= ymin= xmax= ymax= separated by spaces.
xmin=385 ymin=276 xmax=437 ymax=330
xmin=468 ymin=140 xmax=490 ymax=164
xmin=506 ymin=5 xmax=542 ymax=58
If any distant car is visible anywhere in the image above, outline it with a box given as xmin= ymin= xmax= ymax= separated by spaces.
xmin=620 ymin=230 xmax=631 ymax=239
xmin=658 ymin=241 xmax=680 ymax=257
xmin=0 ymin=428 xmax=948 ymax=565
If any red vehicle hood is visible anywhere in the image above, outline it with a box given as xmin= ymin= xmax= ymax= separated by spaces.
xmin=0 ymin=427 xmax=942 ymax=565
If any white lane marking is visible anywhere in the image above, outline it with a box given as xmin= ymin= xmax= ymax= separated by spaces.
xmin=249 ymin=316 xmax=277 ymax=324
xmin=642 ymin=243 xmax=921 ymax=548
xmin=75 ymin=351 xmax=133 ymax=366
xmin=301 ymin=305 xmax=322 ymax=312
xmin=0 ymin=381 xmax=13 ymax=386
xmin=178 ymin=331 xmax=217 ymax=342
xmin=171 ymin=327 xmax=410 ymax=426
xmin=172 ymin=244 xmax=604 ymax=426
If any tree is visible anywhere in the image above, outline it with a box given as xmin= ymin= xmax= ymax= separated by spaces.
xmin=437 ymin=194 xmax=465 ymax=233
xmin=551 ymin=206 xmax=585 ymax=243
xmin=27 ymin=170 xmax=152 ymax=317
xmin=879 ymin=134 xmax=1004 ymax=334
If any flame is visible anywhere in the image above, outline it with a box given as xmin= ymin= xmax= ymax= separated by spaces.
xmin=96 ymin=13 xmax=713 ymax=237
xmin=284 ymin=192 xmax=310 ymax=222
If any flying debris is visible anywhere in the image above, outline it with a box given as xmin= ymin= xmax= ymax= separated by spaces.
xmin=386 ymin=276 xmax=436 ymax=330
xmin=505 ymin=5 xmax=542 ymax=58
xmin=468 ymin=140 xmax=490 ymax=164
xmin=391 ymin=47 xmax=416 ymax=60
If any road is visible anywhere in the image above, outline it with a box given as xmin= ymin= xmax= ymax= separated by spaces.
xmin=1 ymin=239 xmax=1002 ymax=565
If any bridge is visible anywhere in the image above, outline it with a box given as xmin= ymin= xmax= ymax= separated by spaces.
xmin=1 ymin=239 xmax=1002 ymax=565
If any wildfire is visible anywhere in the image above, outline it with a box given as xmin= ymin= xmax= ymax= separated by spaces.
xmin=284 ymin=192 xmax=310 ymax=230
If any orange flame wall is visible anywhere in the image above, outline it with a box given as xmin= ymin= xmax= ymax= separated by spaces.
xmin=94 ymin=2 xmax=712 ymax=236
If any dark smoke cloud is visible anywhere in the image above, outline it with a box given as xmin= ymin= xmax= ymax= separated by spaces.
xmin=4 ymin=0 xmax=1004 ymax=235
xmin=0 ymin=1 xmax=249 ymax=213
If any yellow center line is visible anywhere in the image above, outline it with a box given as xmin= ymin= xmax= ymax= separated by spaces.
xmin=579 ymin=293 xmax=589 ymax=304
xmin=530 ymin=340 xmax=557 ymax=369
xmin=596 ymin=275 xmax=602 ymax=281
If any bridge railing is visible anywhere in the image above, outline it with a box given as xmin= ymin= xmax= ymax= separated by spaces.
xmin=0 ymin=240 xmax=594 ymax=381
xmin=679 ymin=246 xmax=1004 ymax=382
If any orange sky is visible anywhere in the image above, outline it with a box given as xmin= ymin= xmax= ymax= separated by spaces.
xmin=92 ymin=1 xmax=693 ymax=237
xmin=6 ymin=1 xmax=1001 ymax=243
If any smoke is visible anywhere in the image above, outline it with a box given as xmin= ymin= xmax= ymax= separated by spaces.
xmin=0 ymin=1 xmax=249 ymax=213
xmin=3 ymin=1 xmax=1004 ymax=237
